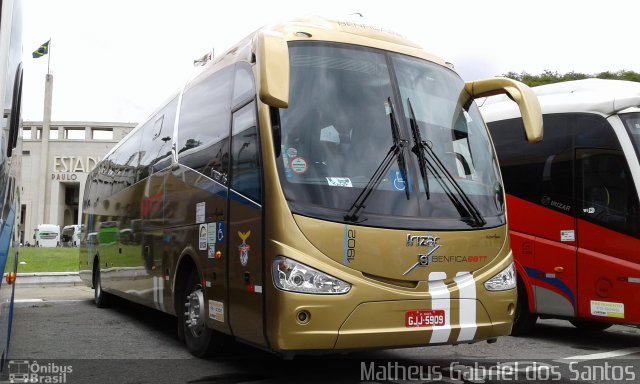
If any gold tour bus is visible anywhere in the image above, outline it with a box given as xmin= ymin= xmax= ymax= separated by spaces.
xmin=80 ymin=15 xmax=542 ymax=357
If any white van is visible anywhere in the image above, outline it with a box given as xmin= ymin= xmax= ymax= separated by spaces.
xmin=34 ymin=224 xmax=60 ymax=247
xmin=62 ymin=224 xmax=83 ymax=247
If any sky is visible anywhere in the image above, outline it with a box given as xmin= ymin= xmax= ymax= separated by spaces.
xmin=21 ymin=0 xmax=640 ymax=124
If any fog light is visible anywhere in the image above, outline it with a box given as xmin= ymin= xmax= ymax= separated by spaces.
xmin=297 ymin=310 xmax=310 ymax=324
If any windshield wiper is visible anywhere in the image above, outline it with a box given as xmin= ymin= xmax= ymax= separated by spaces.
xmin=344 ymin=97 xmax=410 ymax=222
xmin=407 ymin=98 xmax=486 ymax=228
xmin=407 ymin=99 xmax=431 ymax=199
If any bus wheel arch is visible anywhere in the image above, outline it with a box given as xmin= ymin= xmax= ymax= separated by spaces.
xmin=174 ymin=251 xmax=226 ymax=357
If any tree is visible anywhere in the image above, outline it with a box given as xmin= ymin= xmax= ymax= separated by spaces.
xmin=502 ymin=70 xmax=640 ymax=86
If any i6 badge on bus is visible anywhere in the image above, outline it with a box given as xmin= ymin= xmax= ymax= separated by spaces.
xmin=405 ymin=310 xmax=445 ymax=327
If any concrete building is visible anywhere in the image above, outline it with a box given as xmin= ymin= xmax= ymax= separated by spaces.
xmin=20 ymin=121 xmax=135 ymax=244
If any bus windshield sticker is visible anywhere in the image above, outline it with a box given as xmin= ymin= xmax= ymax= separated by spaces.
xmin=290 ymin=157 xmax=308 ymax=174
xmin=199 ymin=224 xmax=207 ymax=251
xmin=286 ymin=147 xmax=298 ymax=158
xmin=196 ymin=202 xmax=205 ymax=224
xmin=209 ymin=300 xmax=224 ymax=322
xmin=238 ymin=231 xmax=251 ymax=267
xmin=326 ymin=177 xmax=353 ymax=187
xmin=389 ymin=170 xmax=411 ymax=192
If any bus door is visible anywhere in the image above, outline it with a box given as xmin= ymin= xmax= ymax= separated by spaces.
xmin=226 ymin=100 xmax=264 ymax=345
xmin=524 ymin=201 xmax=578 ymax=318
xmin=575 ymin=147 xmax=640 ymax=324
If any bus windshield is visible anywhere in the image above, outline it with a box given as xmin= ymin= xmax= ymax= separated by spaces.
xmin=277 ymin=42 xmax=503 ymax=229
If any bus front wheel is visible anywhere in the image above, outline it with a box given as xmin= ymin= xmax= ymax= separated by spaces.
xmin=93 ymin=263 xmax=111 ymax=308
xmin=179 ymin=268 xmax=225 ymax=357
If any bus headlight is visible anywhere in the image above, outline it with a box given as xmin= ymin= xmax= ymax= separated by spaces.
xmin=272 ymin=256 xmax=351 ymax=294
xmin=484 ymin=262 xmax=516 ymax=291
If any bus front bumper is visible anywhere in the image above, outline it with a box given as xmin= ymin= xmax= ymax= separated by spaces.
xmin=267 ymin=292 xmax=515 ymax=351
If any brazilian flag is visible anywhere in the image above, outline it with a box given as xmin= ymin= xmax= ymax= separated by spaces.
xmin=32 ymin=40 xmax=50 ymax=59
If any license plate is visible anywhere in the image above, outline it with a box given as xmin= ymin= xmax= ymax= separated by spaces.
xmin=405 ymin=310 xmax=445 ymax=327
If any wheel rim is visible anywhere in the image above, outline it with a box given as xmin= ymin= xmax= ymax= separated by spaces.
xmin=184 ymin=285 xmax=205 ymax=338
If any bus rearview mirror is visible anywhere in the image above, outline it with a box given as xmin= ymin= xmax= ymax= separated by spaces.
xmin=466 ymin=77 xmax=543 ymax=143
xmin=257 ymin=31 xmax=289 ymax=108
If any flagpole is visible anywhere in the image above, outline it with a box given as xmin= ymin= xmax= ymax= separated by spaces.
xmin=47 ymin=38 xmax=51 ymax=74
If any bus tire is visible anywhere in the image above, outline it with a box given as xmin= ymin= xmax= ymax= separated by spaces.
xmin=93 ymin=263 xmax=111 ymax=308
xmin=569 ymin=320 xmax=612 ymax=332
xmin=179 ymin=268 xmax=225 ymax=357
xmin=511 ymin=280 xmax=537 ymax=336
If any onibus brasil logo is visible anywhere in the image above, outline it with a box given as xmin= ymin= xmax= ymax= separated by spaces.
xmin=5 ymin=360 xmax=72 ymax=383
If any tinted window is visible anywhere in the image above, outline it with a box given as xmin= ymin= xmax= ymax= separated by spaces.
xmin=139 ymin=96 xmax=178 ymax=178
xmin=108 ymin=129 xmax=143 ymax=192
xmin=232 ymin=64 xmax=255 ymax=106
xmin=490 ymin=113 xmax=625 ymax=218
xmin=577 ymin=148 xmax=640 ymax=236
xmin=489 ymin=114 xmax=573 ymax=214
xmin=230 ymin=101 xmax=260 ymax=202
xmin=178 ymin=65 xmax=233 ymax=181
xmin=574 ymin=114 xmax=619 ymax=149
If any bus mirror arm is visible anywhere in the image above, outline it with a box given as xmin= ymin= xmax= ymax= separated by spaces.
xmin=465 ymin=77 xmax=543 ymax=144
xmin=270 ymin=107 xmax=282 ymax=157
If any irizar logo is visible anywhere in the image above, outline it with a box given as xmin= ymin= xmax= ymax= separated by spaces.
xmin=406 ymin=234 xmax=439 ymax=247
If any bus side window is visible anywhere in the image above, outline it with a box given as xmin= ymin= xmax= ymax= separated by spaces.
xmin=178 ymin=66 xmax=234 ymax=183
xmin=230 ymin=101 xmax=261 ymax=203
xmin=489 ymin=115 xmax=573 ymax=213
xmin=139 ymin=95 xmax=178 ymax=177
xmin=233 ymin=63 xmax=255 ymax=106
xmin=577 ymin=148 xmax=639 ymax=234
xmin=109 ymin=129 xmax=143 ymax=193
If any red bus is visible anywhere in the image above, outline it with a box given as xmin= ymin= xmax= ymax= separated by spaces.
xmin=483 ymin=79 xmax=640 ymax=334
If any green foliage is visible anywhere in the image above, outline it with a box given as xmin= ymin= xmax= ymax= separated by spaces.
xmin=18 ymin=244 xmax=146 ymax=273
xmin=18 ymin=247 xmax=79 ymax=272
xmin=502 ymin=70 xmax=640 ymax=87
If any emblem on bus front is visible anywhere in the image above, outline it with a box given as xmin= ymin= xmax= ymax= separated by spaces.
xmin=403 ymin=234 xmax=441 ymax=276
xmin=406 ymin=234 xmax=439 ymax=247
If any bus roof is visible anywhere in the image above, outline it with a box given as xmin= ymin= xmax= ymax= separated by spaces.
xmin=481 ymin=79 xmax=640 ymax=122
xmin=205 ymin=14 xmax=448 ymax=72
xmin=186 ymin=14 xmax=450 ymax=92
xmin=107 ymin=15 xmax=454 ymax=160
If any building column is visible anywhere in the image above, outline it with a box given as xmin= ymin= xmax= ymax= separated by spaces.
xmin=37 ymin=73 xmax=53 ymax=224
